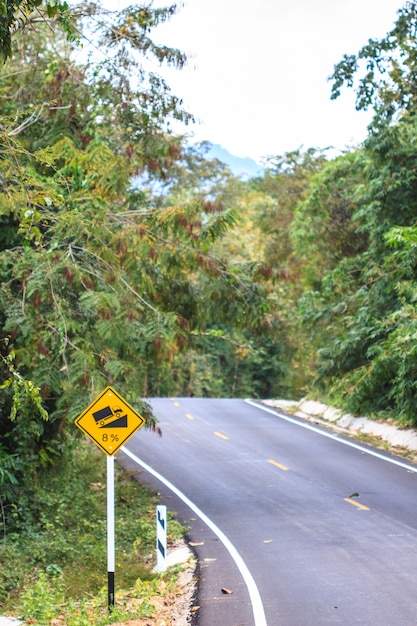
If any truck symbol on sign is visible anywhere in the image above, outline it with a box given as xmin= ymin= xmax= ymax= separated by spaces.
xmin=92 ymin=406 xmax=126 ymax=428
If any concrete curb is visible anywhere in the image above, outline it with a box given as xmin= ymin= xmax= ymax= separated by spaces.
xmin=263 ymin=398 xmax=417 ymax=455
xmin=166 ymin=545 xmax=193 ymax=568
xmin=152 ymin=544 xmax=193 ymax=573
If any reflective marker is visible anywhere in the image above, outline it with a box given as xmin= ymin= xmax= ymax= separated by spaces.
xmin=156 ymin=505 xmax=167 ymax=571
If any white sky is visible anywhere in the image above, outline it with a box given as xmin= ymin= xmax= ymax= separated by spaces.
xmin=149 ymin=0 xmax=403 ymax=162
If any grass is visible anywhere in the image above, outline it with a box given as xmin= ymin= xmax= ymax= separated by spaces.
xmin=0 ymin=439 xmax=186 ymax=624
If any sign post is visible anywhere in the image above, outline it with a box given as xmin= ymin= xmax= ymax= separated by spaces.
xmin=107 ymin=455 xmax=115 ymax=607
xmin=75 ymin=386 xmax=145 ymax=609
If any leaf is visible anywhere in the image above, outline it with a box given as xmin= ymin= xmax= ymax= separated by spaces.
xmin=47 ymin=4 xmax=59 ymax=18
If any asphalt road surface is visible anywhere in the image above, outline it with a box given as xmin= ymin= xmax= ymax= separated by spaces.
xmin=119 ymin=398 xmax=417 ymax=625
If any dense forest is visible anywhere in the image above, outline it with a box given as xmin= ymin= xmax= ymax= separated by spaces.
xmin=2 ymin=0 xmax=417 ymax=530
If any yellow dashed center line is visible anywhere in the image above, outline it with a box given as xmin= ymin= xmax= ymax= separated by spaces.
xmin=268 ymin=459 xmax=289 ymax=471
xmin=344 ymin=498 xmax=370 ymax=511
xmin=173 ymin=401 xmax=180 ymax=407
xmin=214 ymin=431 xmax=229 ymax=440
xmin=185 ymin=413 xmax=194 ymax=421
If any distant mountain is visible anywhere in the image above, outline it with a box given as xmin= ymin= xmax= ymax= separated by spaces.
xmin=205 ymin=143 xmax=264 ymax=179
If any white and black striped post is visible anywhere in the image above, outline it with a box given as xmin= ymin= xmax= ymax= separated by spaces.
xmin=156 ymin=505 xmax=167 ymax=571
xmin=107 ymin=455 xmax=115 ymax=608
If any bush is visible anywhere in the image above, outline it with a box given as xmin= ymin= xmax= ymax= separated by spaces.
xmin=0 ymin=440 xmax=184 ymax=617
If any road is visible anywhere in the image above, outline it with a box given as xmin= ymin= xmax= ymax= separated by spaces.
xmin=119 ymin=398 xmax=417 ymax=625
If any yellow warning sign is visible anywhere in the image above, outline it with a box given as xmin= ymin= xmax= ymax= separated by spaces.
xmin=75 ymin=386 xmax=145 ymax=456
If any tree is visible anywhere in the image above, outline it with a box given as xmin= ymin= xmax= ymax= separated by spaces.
xmin=0 ymin=2 xmax=192 ymax=170
xmin=0 ymin=5 xmax=274 ymax=526
xmin=144 ymin=142 xmax=291 ymax=400
xmin=301 ymin=97 xmax=417 ymax=423
xmin=244 ymin=149 xmax=329 ymax=394
xmin=330 ymin=1 xmax=417 ymax=126
xmin=252 ymin=148 xmax=326 ymax=275
xmin=286 ymin=1 xmax=417 ymax=422
xmin=0 ymin=1 xmax=73 ymax=62
xmin=291 ymin=149 xmax=368 ymax=290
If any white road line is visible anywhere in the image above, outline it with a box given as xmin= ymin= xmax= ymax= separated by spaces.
xmin=245 ymin=399 xmax=417 ymax=474
xmin=121 ymin=445 xmax=267 ymax=626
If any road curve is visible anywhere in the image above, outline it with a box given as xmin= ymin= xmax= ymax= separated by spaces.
xmin=120 ymin=398 xmax=417 ymax=625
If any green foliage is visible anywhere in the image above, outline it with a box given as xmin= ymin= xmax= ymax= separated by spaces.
xmin=0 ymin=441 xmax=184 ymax=614
xmin=0 ymin=2 xmax=191 ymax=176
xmin=0 ymin=347 xmax=48 ymax=422
xmin=245 ymin=148 xmax=330 ymax=395
xmin=252 ymin=147 xmax=327 ymax=273
xmin=0 ymin=5 xmax=276 ymax=525
xmin=330 ymin=1 xmax=417 ymax=124
xmin=148 ymin=329 xmax=291 ymax=399
xmin=149 ymin=142 xmax=293 ymax=399
xmin=291 ymin=150 xmax=368 ymax=289
xmin=0 ymin=441 xmax=187 ymax=625
xmin=19 ymin=571 xmax=65 ymax=623
xmin=296 ymin=112 xmax=417 ymax=423
xmin=0 ymin=1 xmax=72 ymax=63
xmin=277 ymin=3 xmax=417 ymax=423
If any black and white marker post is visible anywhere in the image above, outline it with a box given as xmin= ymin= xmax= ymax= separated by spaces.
xmin=107 ymin=455 xmax=115 ymax=608
xmin=156 ymin=505 xmax=167 ymax=571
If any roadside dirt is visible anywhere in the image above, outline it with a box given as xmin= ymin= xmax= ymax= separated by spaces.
xmin=109 ymin=551 xmax=198 ymax=626
xmin=113 ymin=568 xmax=197 ymax=626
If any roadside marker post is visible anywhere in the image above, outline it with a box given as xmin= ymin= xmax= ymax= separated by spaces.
xmin=156 ymin=505 xmax=167 ymax=571
xmin=74 ymin=386 xmax=145 ymax=609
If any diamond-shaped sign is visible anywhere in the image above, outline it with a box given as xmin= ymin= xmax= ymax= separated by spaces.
xmin=75 ymin=386 xmax=145 ymax=455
